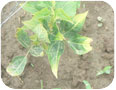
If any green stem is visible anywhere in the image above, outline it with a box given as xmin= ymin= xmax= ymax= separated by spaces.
xmin=25 ymin=45 xmax=33 ymax=57
xmin=40 ymin=80 xmax=43 ymax=89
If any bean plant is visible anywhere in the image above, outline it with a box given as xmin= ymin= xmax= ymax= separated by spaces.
xmin=6 ymin=1 xmax=92 ymax=78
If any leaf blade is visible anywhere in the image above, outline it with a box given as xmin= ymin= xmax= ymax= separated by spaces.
xmin=30 ymin=45 xmax=44 ymax=57
xmin=83 ymin=80 xmax=92 ymax=89
xmin=47 ymin=41 xmax=64 ymax=78
xmin=16 ymin=28 xmax=31 ymax=48
xmin=22 ymin=8 xmax=51 ymax=30
xmin=6 ymin=56 xmax=27 ymax=76
xmin=72 ymin=11 xmax=88 ymax=32
xmin=55 ymin=1 xmax=80 ymax=16
xmin=33 ymin=24 xmax=50 ymax=43
xmin=22 ymin=1 xmax=52 ymax=14
xmin=67 ymin=35 xmax=92 ymax=55
xmin=55 ymin=8 xmax=72 ymax=23
xmin=96 ymin=66 xmax=112 ymax=76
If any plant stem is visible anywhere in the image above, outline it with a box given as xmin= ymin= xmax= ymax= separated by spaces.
xmin=40 ymin=80 xmax=43 ymax=89
xmin=17 ymin=76 xmax=23 ymax=83
xmin=25 ymin=45 xmax=33 ymax=57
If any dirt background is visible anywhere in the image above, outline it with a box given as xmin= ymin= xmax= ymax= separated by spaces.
xmin=1 ymin=1 xmax=114 ymax=89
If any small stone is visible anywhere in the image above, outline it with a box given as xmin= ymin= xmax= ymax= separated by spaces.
xmin=97 ymin=16 xmax=103 ymax=22
xmin=98 ymin=23 xmax=103 ymax=27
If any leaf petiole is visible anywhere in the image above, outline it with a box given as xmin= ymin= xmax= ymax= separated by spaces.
xmin=25 ymin=45 xmax=33 ymax=57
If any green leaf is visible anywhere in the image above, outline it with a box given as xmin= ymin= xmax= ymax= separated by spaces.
xmin=55 ymin=1 xmax=80 ymax=16
xmin=72 ymin=11 xmax=88 ymax=32
xmin=33 ymin=8 xmax=50 ymax=19
xmin=48 ymin=23 xmax=64 ymax=42
xmin=6 ymin=56 xmax=27 ymax=76
xmin=55 ymin=8 xmax=72 ymax=23
xmin=23 ymin=8 xmax=50 ymax=30
xmin=23 ymin=18 xmax=39 ymax=30
xmin=33 ymin=24 xmax=50 ymax=43
xmin=96 ymin=66 xmax=112 ymax=76
xmin=67 ymin=35 xmax=92 ymax=55
xmin=30 ymin=34 xmax=38 ymax=42
xmin=59 ymin=20 xmax=85 ymax=36
xmin=96 ymin=70 xmax=104 ymax=76
xmin=55 ymin=32 xmax=65 ymax=41
xmin=59 ymin=20 xmax=74 ymax=34
xmin=47 ymin=41 xmax=64 ymax=78
xmin=16 ymin=28 xmax=31 ymax=48
xmin=48 ymin=23 xmax=59 ymax=43
xmin=22 ymin=1 xmax=52 ymax=14
xmin=83 ymin=80 xmax=92 ymax=89
xmin=30 ymin=45 xmax=44 ymax=57
xmin=104 ymin=66 xmax=112 ymax=74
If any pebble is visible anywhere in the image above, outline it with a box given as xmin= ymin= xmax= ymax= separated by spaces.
xmin=97 ymin=16 xmax=103 ymax=22
xmin=98 ymin=23 xmax=103 ymax=27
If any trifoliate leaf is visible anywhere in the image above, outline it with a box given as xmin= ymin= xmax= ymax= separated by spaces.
xmin=16 ymin=28 xmax=31 ymax=48
xmin=83 ymin=80 xmax=92 ymax=89
xmin=67 ymin=35 xmax=92 ymax=55
xmin=55 ymin=1 xmax=80 ymax=16
xmin=6 ymin=56 xmax=27 ymax=76
xmin=47 ymin=41 xmax=64 ymax=78
xmin=30 ymin=46 xmax=44 ymax=57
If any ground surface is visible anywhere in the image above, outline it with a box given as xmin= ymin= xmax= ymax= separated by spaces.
xmin=1 ymin=1 xmax=114 ymax=89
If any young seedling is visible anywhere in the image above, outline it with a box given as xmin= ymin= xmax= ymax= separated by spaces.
xmin=96 ymin=66 xmax=112 ymax=76
xmin=83 ymin=80 xmax=92 ymax=89
xmin=6 ymin=1 xmax=92 ymax=78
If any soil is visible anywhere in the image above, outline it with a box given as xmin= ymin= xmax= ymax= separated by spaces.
xmin=1 ymin=1 xmax=114 ymax=89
